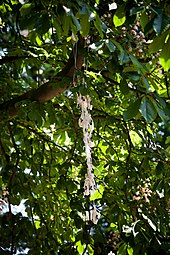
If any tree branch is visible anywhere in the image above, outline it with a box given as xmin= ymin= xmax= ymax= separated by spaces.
xmin=0 ymin=55 xmax=30 ymax=65
xmin=0 ymin=36 xmax=85 ymax=117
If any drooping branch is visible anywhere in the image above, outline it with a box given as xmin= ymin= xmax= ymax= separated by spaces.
xmin=0 ymin=36 xmax=85 ymax=116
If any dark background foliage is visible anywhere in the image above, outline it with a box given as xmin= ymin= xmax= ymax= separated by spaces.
xmin=0 ymin=0 xmax=170 ymax=254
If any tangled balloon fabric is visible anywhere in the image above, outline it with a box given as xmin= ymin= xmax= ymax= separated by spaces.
xmin=77 ymin=94 xmax=100 ymax=224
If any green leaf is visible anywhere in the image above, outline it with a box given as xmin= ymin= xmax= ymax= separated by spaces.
xmin=155 ymin=93 xmax=166 ymax=108
xmin=155 ymin=162 xmax=165 ymax=176
xmin=76 ymin=240 xmax=84 ymax=254
xmin=159 ymin=37 xmax=170 ymax=71
xmin=53 ymin=16 xmax=61 ymax=38
xmin=113 ymin=4 xmax=126 ymax=27
xmin=80 ymin=14 xmax=90 ymax=36
xmin=129 ymin=55 xmax=148 ymax=74
xmin=101 ymin=21 xmax=109 ymax=33
xmin=79 ymin=5 xmax=89 ymax=15
xmin=10 ymin=196 xmax=20 ymax=206
xmin=20 ymin=3 xmax=32 ymax=16
xmin=144 ymin=16 xmax=155 ymax=34
xmin=130 ymin=6 xmax=144 ymax=16
xmin=149 ymin=30 xmax=169 ymax=53
xmin=153 ymin=10 xmax=169 ymax=35
xmin=130 ymin=130 xmax=142 ymax=146
xmin=66 ymin=179 xmax=77 ymax=192
xmin=140 ymin=11 xmax=149 ymax=30
xmin=87 ymin=244 xmax=94 ymax=254
xmin=151 ymin=99 xmax=168 ymax=122
xmin=123 ymin=98 xmax=141 ymax=121
xmin=62 ymin=14 xmax=71 ymax=36
xmin=142 ymin=76 xmax=151 ymax=92
xmin=120 ymin=78 xmax=129 ymax=95
xmin=35 ymin=14 xmax=50 ymax=34
xmin=117 ymin=243 xmax=127 ymax=255
xmin=140 ymin=97 xmax=157 ymax=123
xmin=28 ymin=110 xmax=43 ymax=127
xmin=71 ymin=14 xmax=81 ymax=32
xmin=148 ymin=77 xmax=159 ymax=91
xmin=35 ymin=220 xmax=40 ymax=229
xmin=119 ymin=50 xmax=129 ymax=65
xmin=35 ymin=34 xmax=42 ymax=46
xmin=90 ymin=185 xmax=104 ymax=201
xmin=153 ymin=12 xmax=163 ymax=35
xmin=105 ymin=39 xmax=116 ymax=52
xmin=94 ymin=13 xmax=103 ymax=38
xmin=113 ymin=41 xmax=129 ymax=64
xmin=128 ymin=73 xmax=140 ymax=81
xmin=127 ymin=245 xmax=133 ymax=255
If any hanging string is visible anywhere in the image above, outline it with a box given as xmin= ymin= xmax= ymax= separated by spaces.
xmin=77 ymin=94 xmax=95 ymax=192
xmin=74 ymin=37 xmax=100 ymax=224
xmin=77 ymin=94 xmax=100 ymax=224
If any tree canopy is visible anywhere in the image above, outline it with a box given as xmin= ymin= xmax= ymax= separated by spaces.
xmin=0 ymin=0 xmax=170 ymax=254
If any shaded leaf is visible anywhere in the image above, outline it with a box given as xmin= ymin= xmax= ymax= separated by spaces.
xmin=123 ymin=98 xmax=141 ymax=121
xmin=94 ymin=13 xmax=103 ymax=38
xmin=80 ymin=14 xmax=90 ymax=36
xmin=151 ymin=99 xmax=168 ymax=122
xmin=130 ymin=6 xmax=144 ymax=16
xmin=152 ymin=9 xmax=170 ymax=35
xmin=120 ymin=78 xmax=129 ymax=95
xmin=129 ymin=55 xmax=148 ymax=74
xmin=105 ymin=39 xmax=116 ymax=52
xmin=142 ymin=76 xmax=151 ymax=92
xmin=140 ymin=11 xmax=149 ymax=30
xmin=140 ymin=97 xmax=157 ymax=123
xmin=117 ymin=243 xmax=127 ymax=255
xmin=35 ymin=14 xmax=50 ymax=34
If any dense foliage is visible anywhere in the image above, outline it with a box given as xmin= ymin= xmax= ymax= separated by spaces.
xmin=0 ymin=0 xmax=170 ymax=254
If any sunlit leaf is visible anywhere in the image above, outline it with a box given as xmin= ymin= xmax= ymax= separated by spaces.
xmin=149 ymin=30 xmax=169 ymax=53
xmin=127 ymin=245 xmax=133 ymax=255
xmin=159 ymin=37 xmax=170 ymax=71
xmin=20 ymin=3 xmax=32 ymax=16
xmin=113 ymin=4 xmax=126 ymax=27
xmin=130 ymin=130 xmax=143 ymax=146
xmin=90 ymin=185 xmax=104 ymax=201
xmin=76 ymin=241 xmax=84 ymax=254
